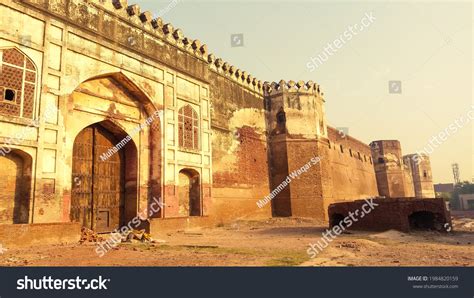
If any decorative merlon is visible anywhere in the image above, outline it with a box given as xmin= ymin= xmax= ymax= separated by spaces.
xmin=139 ymin=11 xmax=152 ymax=23
xmin=100 ymin=1 xmax=321 ymax=97
xmin=151 ymin=18 xmax=163 ymax=29
xmin=263 ymin=80 xmax=322 ymax=96
xmin=127 ymin=4 xmax=140 ymax=16
xmin=112 ymin=0 xmax=126 ymax=9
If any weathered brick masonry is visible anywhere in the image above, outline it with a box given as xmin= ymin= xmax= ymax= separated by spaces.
xmin=328 ymin=198 xmax=451 ymax=232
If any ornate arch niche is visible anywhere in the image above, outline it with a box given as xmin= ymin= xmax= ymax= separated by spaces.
xmin=0 ymin=149 xmax=33 ymax=224
xmin=178 ymin=168 xmax=201 ymax=217
xmin=69 ymin=73 xmax=163 ymax=221
xmin=271 ymin=106 xmax=287 ymax=136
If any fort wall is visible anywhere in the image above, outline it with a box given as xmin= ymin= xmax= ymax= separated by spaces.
xmin=319 ymin=127 xmax=379 ymax=219
xmin=0 ymin=0 xmax=436 ymax=233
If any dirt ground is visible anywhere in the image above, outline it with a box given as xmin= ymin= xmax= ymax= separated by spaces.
xmin=0 ymin=216 xmax=473 ymax=267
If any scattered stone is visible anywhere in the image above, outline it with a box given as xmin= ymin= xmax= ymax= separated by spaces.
xmin=79 ymin=227 xmax=104 ymax=244
xmin=339 ymin=242 xmax=358 ymax=249
xmin=184 ymin=232 xmax=203 ymax=236
xmin=181 ymin=245 xmax=219 ymax=249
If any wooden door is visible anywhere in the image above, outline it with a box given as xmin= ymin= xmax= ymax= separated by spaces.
xmin=189 ymin=175 xmax=201 ymax=216
xmin=93 ymin=126 xmax=124 ymax=233
xmin=71 ymin=125 xmax=124 ymax=232
xmin=71 ymin=127 xmax=94 ymax=229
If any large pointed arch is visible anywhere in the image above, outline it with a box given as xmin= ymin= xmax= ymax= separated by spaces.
xmin=67 ymin=72 xmax=163 ymax=228
xmin=79 ymin=71 xmax=160 ymax=115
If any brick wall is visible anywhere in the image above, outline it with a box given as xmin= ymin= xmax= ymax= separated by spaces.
xmin=319 ymin=127 xmax=379 ymax=220
xmin=209 ymin=71 xmax=271 ymax=223
xmin=329 ymin=198 xmax=450 ymax=232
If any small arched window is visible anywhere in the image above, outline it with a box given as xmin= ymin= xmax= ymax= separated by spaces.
xmin=276 ymin=108 xmax=286 ymax=125
xmin=274 ymin=107 xmax=287 ymax=135
xmin=178 ymin=104 xmax=199 ymax=150
xmin=0 ymin=48 xmax=36 ymax=119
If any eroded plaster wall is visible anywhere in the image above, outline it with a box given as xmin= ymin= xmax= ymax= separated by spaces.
xmin=371 ymin=140 xmax=416 ymax=198
xmin=404 ymin=154 xmax=435 ymax=198
xmin=208 ymin=70 xmax=271 ymax=222
xmin=265 ymin=83 xmax=327 ymax=219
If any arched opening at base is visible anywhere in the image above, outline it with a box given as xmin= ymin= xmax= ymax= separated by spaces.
xmin=178 ymin=169 xmax=201 ymax=217
xmin=408 ymin=211 xmax=436 ymax=230
xmin=0 ymin=149 xmax=32 ymax=224
xmin=330 ymin=213 xmax=346 ymax=228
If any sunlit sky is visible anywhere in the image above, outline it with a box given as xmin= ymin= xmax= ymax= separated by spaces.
xmin=135 ymin=0 xmax=473 ymax=183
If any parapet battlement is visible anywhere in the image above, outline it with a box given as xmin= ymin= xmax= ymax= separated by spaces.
xmin=26 ymin=0 xmax=323 ymax=99
xmin=263 ymin=80 xmax=322 ymax=97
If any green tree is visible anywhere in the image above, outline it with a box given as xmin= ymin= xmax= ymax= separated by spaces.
xmin=451 ymin=181 xmax=474 ymax=210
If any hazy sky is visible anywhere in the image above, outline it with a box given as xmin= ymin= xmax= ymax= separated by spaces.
xmin=135 ymin=0 xmax=473 ymax=183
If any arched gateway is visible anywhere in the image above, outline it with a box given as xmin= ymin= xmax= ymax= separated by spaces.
xmin=68 ymin=73 xmax=162 ymax=232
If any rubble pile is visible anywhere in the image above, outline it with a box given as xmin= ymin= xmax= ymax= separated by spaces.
xmin=122 ymin=229 xmax=154 ymax=243
xmin=79 ymin=227 xmax=104 ymax=243
xmin=79 ymin=228 xmax=164 ymax=245
xmin=452 ymin=218 xmax=474 ymax=232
